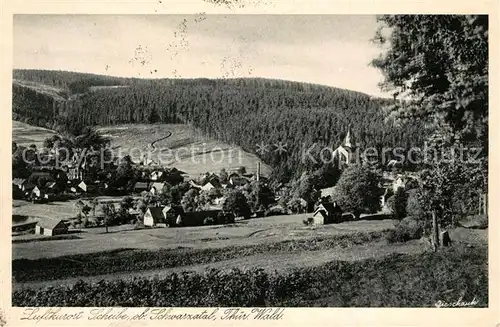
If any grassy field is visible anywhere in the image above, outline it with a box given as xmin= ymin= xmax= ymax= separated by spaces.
xmin=12 ymin=196 xmax=135 ymax=221
xmin=12 ymin=120 xmax=272 ymax=177
xmin=12 ymin=214 xmax=398 ymax=260
xmin=12 ymin=120 xmax=57 ymax=148
xmin=97 ymin=123 xmax=272 ymax=177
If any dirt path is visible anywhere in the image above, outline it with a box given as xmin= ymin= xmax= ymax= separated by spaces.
xmin=13 ymin=240 xmax=426 ymax=291
xmin=149 ymin=131 xmax=172 ymax=151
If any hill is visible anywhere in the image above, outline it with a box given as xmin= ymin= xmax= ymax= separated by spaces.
xmin=97 ymin=123 xmax=272 ymax=178
xmin=12 ymin=120 xmax=57 ymax=148
xmin=12 ymin=69 xmax=429 ymax=180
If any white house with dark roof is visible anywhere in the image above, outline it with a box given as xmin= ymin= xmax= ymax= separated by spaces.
xmin=35 ymin=219 xmax=68 ymax=236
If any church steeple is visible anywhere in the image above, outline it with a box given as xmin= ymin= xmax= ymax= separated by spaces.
xmin=344 ymin=129 xmax=352 ymax=149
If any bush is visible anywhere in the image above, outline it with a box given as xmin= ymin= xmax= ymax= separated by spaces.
xmin=87 ymin=217 xmax=100 ymax=227
xmin=12 ymin=245 xmax=487 ymax=307
xmin=81 ymin=217 xmax=90 ymax=228
xmin=390 ymin=187 xmax=408 ymax=220
xmin=303 ymin=217 xmax=314 ymax=226
xmin=265 ymin=206 xmax=287 ymax=217
xmin=459 ymin=214 xmax=488 ymax=229
xmin=386 ymin=217 xmax=423 ymax=243
xmin=406 ymin=189 xmax=425 ymax=221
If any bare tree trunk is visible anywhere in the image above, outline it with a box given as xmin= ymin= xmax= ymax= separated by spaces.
xmin=478 ymin=193 xmax=482 ymax=215
xmin=483 ymin=193 xmax=487 ymax=215
xmin=432 ymin=210 xmax=439 ymax=250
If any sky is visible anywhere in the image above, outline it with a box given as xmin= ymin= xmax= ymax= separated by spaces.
xmin=13 ymin=15 xmax=390 ymax=97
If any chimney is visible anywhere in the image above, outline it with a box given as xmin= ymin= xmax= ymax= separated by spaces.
xmin=257 ymin=162 xmax=261 ymax=181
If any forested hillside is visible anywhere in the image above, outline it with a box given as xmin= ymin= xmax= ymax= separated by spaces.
xmin=12 ymin=69 xmax=428 ymax=180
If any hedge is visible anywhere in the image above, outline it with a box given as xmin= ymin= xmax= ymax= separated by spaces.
xmin=13 ymin=245 xmax=487 ymax=307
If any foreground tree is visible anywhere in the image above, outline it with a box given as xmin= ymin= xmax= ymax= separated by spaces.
xmin=372 ymin=15 xmax=488 ymax=234
xmin=372 ymin=15 xmax=488 ymax=148
xmin=389 ymin=187 xmax=408 ymax=220
xmin=333 ymin=165 xmax=382 ymax=219
xmin=223 ymin=189 xmax=251 ymax=219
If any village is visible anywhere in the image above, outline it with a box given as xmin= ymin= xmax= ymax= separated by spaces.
xmin=12 ymin=131 xmax=419 ymax=239
xmin=10 ymin=14 xmax=489 ymax=309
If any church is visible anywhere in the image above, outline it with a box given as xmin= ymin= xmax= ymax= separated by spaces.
xmin=332 ymin=129 xmax=353 ymax=167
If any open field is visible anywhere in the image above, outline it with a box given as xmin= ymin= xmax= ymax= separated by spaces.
xmin=12 ymin=120 xmax=272 ymax=177
xmin=12 ymin=120 xmax=57 ymax=148
xmin=12 ymin=209 xmax=487 ymax=295
xmin=12 ymin=214 xmax=398 ymax=260
xmin=12 ymin=196 xmax=135 ymax=221
xmin=13 ymin=79 xmax=66 ymax=100
xmin=97 ymin=123 xmax=272 ymax=177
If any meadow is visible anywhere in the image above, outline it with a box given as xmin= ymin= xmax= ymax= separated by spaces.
xmin=12 ymin=120 xmax=57 ymax=148
xmin=97 ymin=123 xmax=272 ymax=178
xmin=12 ymin=120 xmax=271 ymax=178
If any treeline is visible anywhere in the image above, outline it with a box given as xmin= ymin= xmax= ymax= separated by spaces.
xmin=12 ymin=69 xmax=429 ymax=179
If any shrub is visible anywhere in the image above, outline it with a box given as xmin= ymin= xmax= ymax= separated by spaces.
xmin=224 ymin=213 xmax=235 ymax=224
xmin=405 ymin=189 xmax=425 ymax=221
xmin=81 ymin=217 xmax=90 ymax=228
xmin=303 ymin=217 xmax=314 ymax=226
xmin=390 ymin=187 xmax=408 ymax=220
xmin=87 ymin=217 xmax=100 ymax=227
xmin=386 ymin=217 xmax=423 ymax=243
xmin=265 ymin=206 xmax=287 ymax=217
xmin=12 ymin=245 xmax=487 ymax=307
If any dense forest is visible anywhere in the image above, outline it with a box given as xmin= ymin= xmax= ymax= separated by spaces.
xmin=12 ymin=69 xmax=429 ymax=180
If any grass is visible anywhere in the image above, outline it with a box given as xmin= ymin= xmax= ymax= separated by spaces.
xmin=12 ymin=244 xmax=487 ymax=307
xmin=12 ymin=120 xmax=272 ymax=177
xmin=96 ymin=123 xmax=272 ymax=177
xmin=13 ymin=230 xmax=389 ymax=282
xmin=12 ymin=120 xmax=57 ymax=148
xmin=12 ymin=215 xmax=398 ymax=260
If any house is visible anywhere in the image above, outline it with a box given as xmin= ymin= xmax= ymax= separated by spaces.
xmin=229 ymin=176 xmax=249 ymax=187
xmin=143 ymin=207 xmax=167 ymax=227
xmin=78 ymin=181 xmax=88 ymax=192
xmin=213 ymin=197 xmax=226 ymax=206
xmin=35 ymin=219 xmax=68 ymax=236
xmin=392 ymin=175 xmax=406 ymax=192
xmin=201 ymin=173 xmax=222 ymax=190
xmin=31 ymin=186 xmax=42 ymax=198
xmin=189 ymin=180 xmax=202 ymax=189
xmin=201 ymin=182 xmax=217 ymax=191
xmin=387 ymin=159 xmax=401 ymax=169
xmin=134 ymin=182 xmax=151 ymax=193
xmin=68 ymin=166 xmax=83 ymax=180
xmin=151 ymin=171 xmax=163 ymax=181
xmin=45 ymin=181 xmax=57 ymax=189
xmin=313 ymin=202 xmax=343 ymax=225
xmin=150 ymin=182 xmax=165 ymax=195
xmin=128 ymin=208 xmax=142 ymax=218
xmin=180 ymin=210 xmax=222 ymax=227
xmin=43 ymin=193 xmax=56 ymax=201
xmin=162 ymin=205 xmax=185 ymax=225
